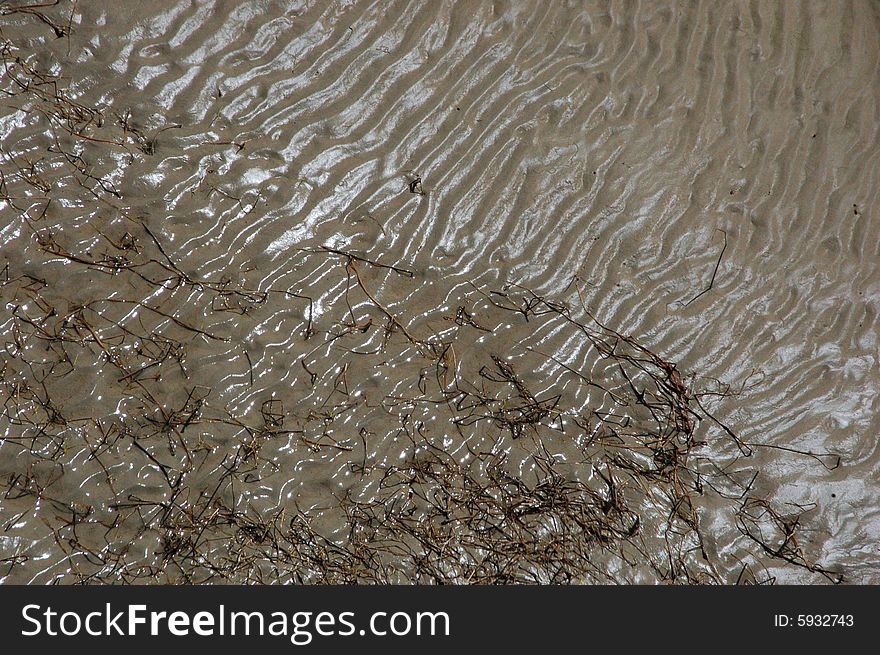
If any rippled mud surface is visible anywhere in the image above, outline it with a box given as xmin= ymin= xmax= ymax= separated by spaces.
xmin=1 ymin=0 xmax=878 ymax=584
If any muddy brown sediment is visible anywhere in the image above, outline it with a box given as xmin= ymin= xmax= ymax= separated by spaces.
xmin=0 ymin=0 xmax=878 ymax=584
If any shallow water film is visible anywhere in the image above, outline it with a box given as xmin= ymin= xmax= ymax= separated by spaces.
xmin=1 ymin=0 xmax=878 ymax=584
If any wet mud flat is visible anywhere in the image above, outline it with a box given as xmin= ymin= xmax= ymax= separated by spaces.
xmin=0 ymin=1 xmax=878 ymax=584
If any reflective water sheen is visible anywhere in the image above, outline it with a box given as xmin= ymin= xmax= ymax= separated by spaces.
xmin=0 ymin=0 xmax=878 ymax=584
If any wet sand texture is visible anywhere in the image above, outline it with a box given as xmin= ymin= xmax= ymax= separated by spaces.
xmin=0 ymin=1 xmax=878 ymax=583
